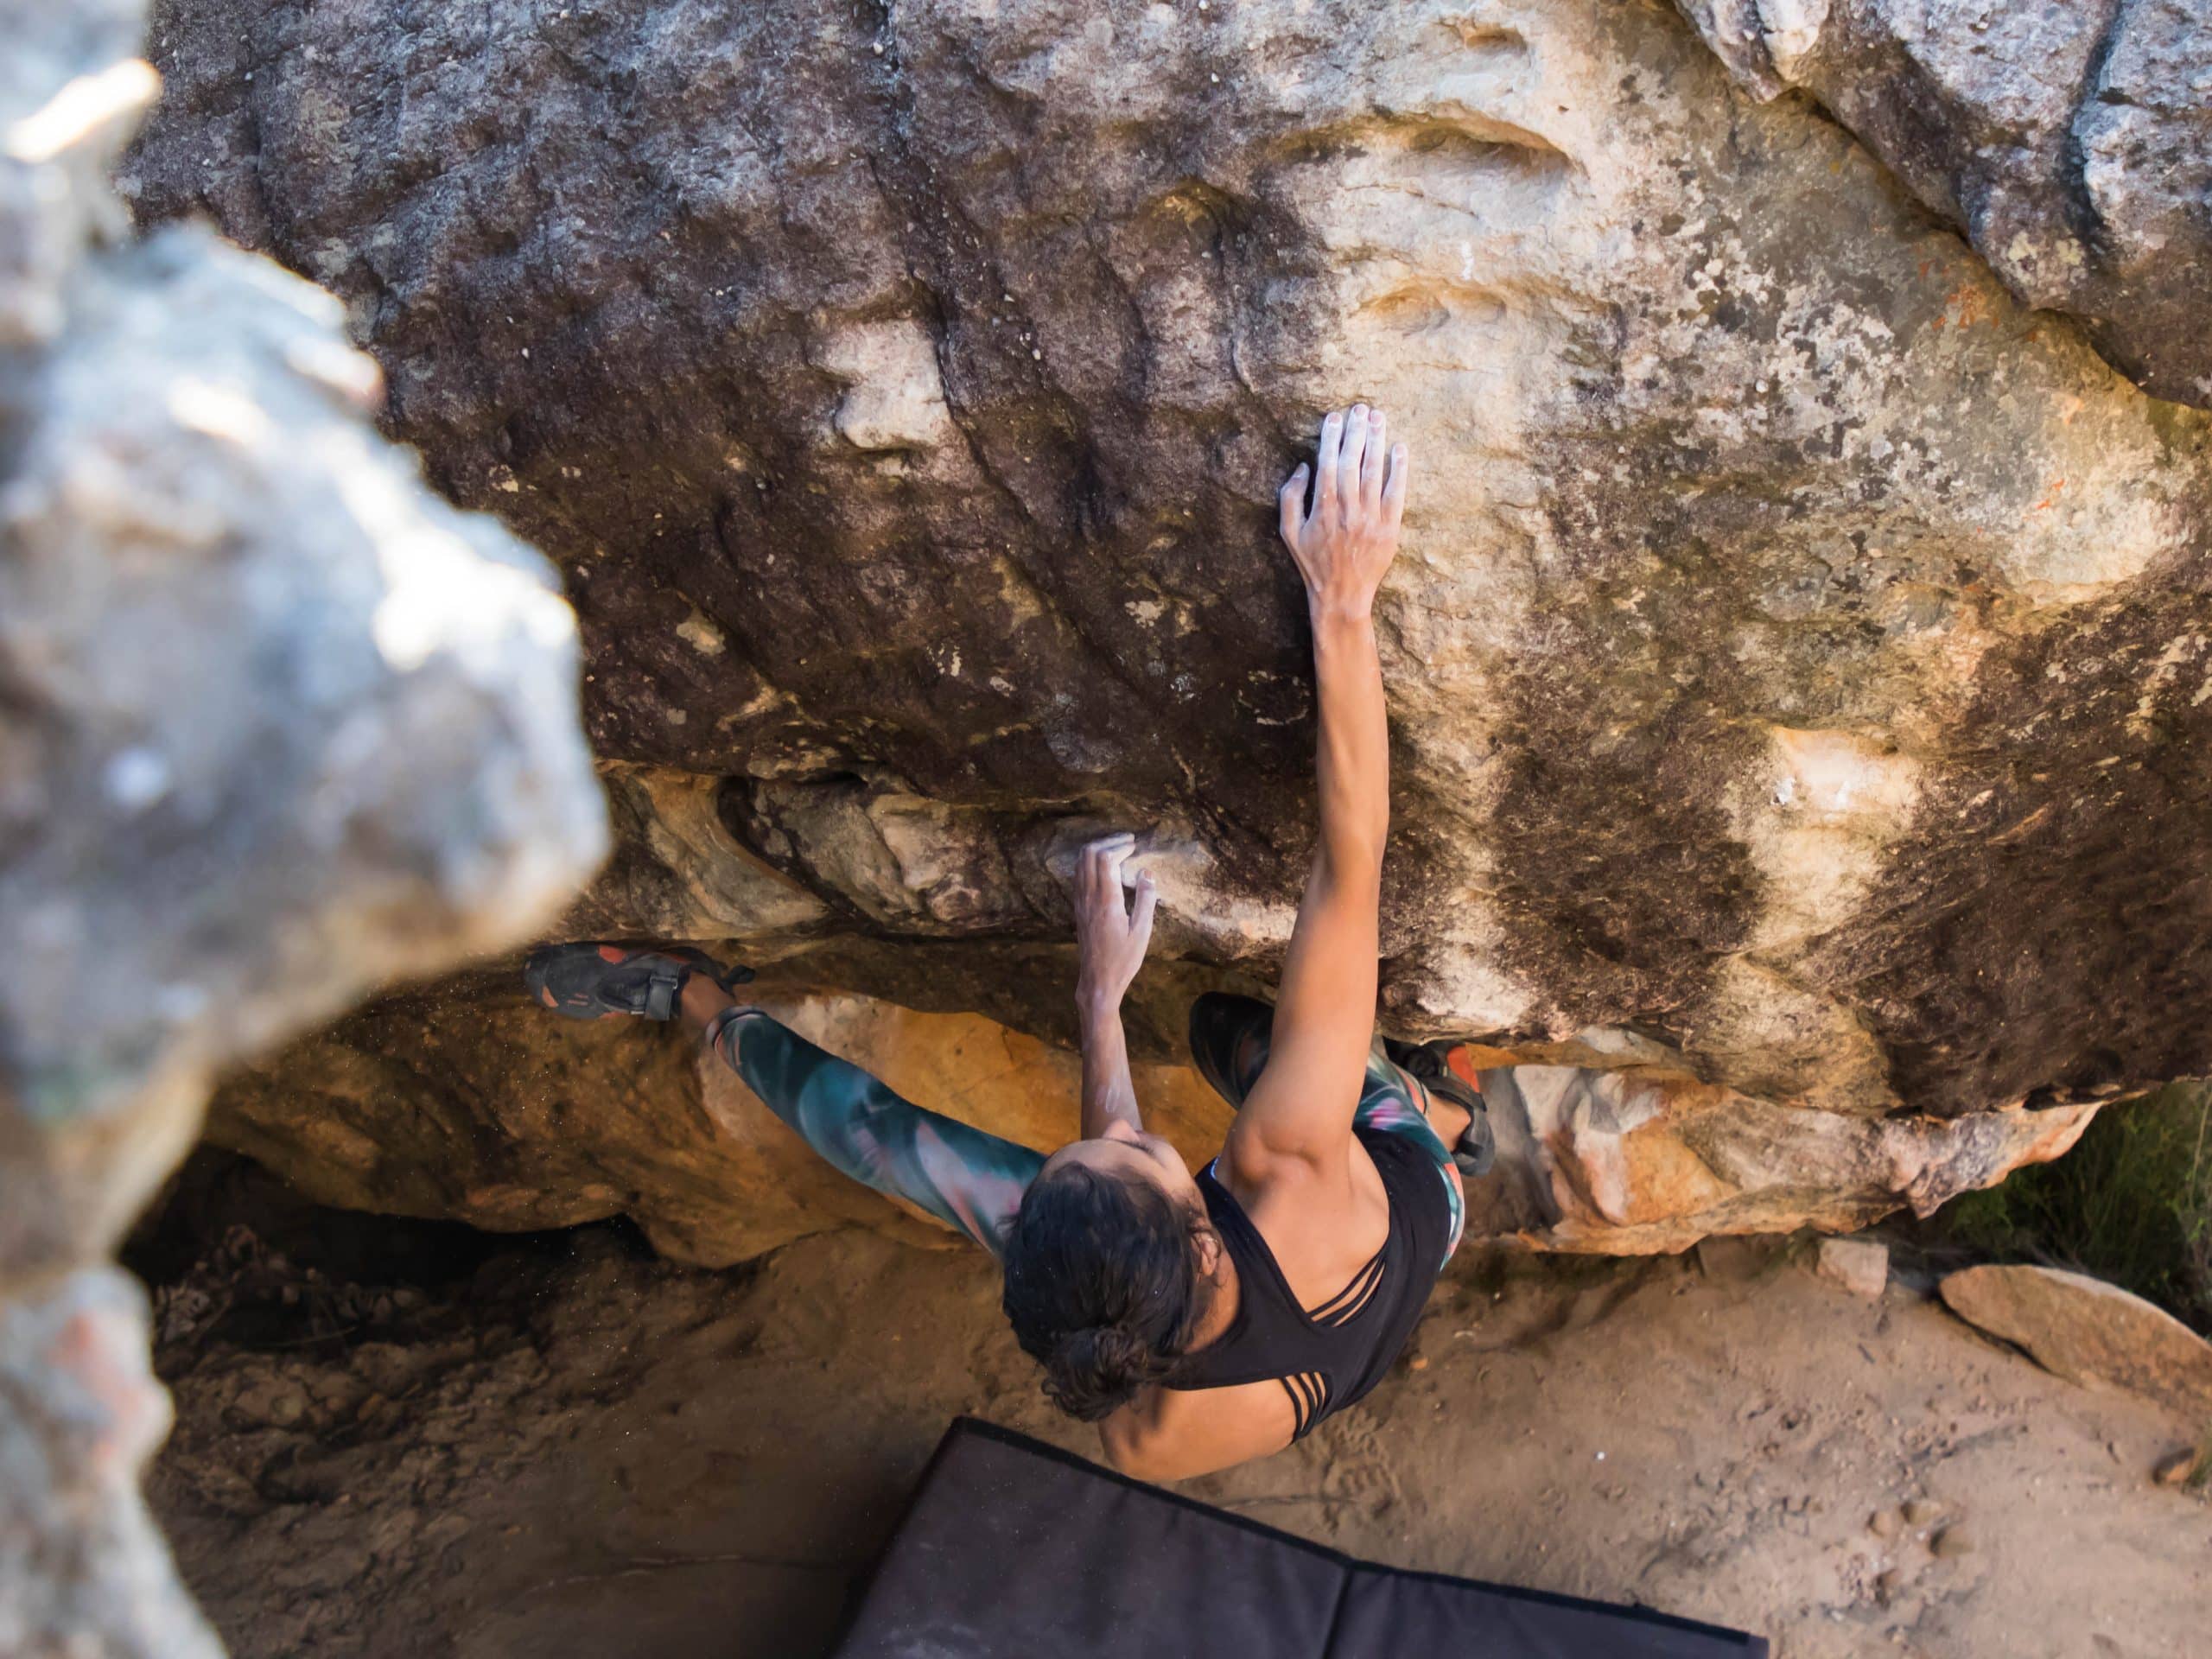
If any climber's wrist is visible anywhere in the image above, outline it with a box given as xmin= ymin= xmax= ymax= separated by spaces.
xmin=1309 ymin=601 xmax=1377 ymax=643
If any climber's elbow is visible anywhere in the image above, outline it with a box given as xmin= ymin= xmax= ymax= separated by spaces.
xmin=1310 ymin=833 xmax=1386 ymax=904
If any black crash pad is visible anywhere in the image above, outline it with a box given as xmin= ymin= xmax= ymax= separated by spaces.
xmin=835 ymin=1418 xmax=1768 ymax=1657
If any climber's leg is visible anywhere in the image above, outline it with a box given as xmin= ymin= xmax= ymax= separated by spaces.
xmin=1382 ymin=1037 xmax=1496 ymax=1179
xmin=1188 ymin=992 xmax=1466 ymax=1259
xmin=526 ymin=942 xmax=1042 ymax=1257
xmin=1187 ymin=991 xmax=1277 ymax=1108
xmin=1349 ymin=1047 xmax=1468 ymax=1262
xmin=696 ymin=991 xmax=1045 ymax=1262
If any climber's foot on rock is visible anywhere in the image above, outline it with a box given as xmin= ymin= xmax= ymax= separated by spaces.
xmin=1391 ymin=1039 xmax=1497 ymax=1179
xmin=1451 ymin=1102 xmax=1496 ymax=1179
xmin=524 ymin=942 xmax=753 ymax=1024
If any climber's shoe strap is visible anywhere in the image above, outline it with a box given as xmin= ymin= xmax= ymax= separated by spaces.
xmin=524 ymin=941 xmax=753 ymax=1023
xmin=1396 ymin=1040 xmax=1497 ymax=1179
xmin=1452 ymin=1108 xmax=1496 ymax=1179
xmin=641 ymin=966 xmax=683 ymax=1021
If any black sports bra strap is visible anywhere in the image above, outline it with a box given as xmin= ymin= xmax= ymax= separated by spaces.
xmin=1306 ymin=1248 xmax=1388 ymax=1327
xmin=1169 ymin=1133 xmax=1452 ymax=1440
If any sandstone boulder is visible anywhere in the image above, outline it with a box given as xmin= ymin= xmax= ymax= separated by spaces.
xmin=3 ymin=39 xmax=607 ymax=1281
xmin=117 ymin=0 xmax=2212 ymax=1260
xmin=210 ymin=982 xmax=1238 ymax=1266
xmin=1675 ymin=0 xmax=2212 ymax=407
xmin=206 ymin=981 xmax=2095 ymax=1264
xmin=1939 ymin=1263 xmax=2212 ymax=1419
xmin=127 ymin=0 xmax=2212 ymax=1128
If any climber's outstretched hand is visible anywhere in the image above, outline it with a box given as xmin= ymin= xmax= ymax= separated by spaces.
xmin=1073 ymin=833 xmax=1158 ymax=1011
xmin=1071 ymin=833 xmax=1157 ymax=1141
xmin=1277 ymin=404 xmax=1408 ymax=622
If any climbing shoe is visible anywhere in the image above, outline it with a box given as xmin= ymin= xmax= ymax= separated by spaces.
xmin=1389 ymin=1039 xmax=1496 ymax=1179
xmin=524 ymin=941 xmax=753 ymax=1023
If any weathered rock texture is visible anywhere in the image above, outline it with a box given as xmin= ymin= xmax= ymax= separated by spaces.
xmin=3 ymin=17 xmax=607 ymax=1286
xmin=1815 ymin=1235 xmax=1890 ymax=1299
xmin=1 ymin=0 xmax=607 ymax=1650
xmin=129 ymin=1 xmax=2212 ymax=1250
xmin=1469 ymin=1059 xmax=2095 ymax=1255
xmin=1675 ymin=0 xmax=2212 ymax=407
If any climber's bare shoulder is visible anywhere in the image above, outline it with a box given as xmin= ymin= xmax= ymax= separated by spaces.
xmin=1098 ymin=1374 xmax=1297 ymax=1482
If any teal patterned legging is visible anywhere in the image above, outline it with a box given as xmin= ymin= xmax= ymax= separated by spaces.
xmin=705 ymin=993 xmax=1463 ymax=1262
xmin=706 ymin=1005 xmax=1045 ymax=1259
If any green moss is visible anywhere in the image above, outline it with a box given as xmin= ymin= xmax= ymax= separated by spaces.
xmin=1940 ymin=1082 xmax=2212 ymax=1335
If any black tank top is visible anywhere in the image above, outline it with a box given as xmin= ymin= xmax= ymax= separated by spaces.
xmin=1166 ymin=1126 xmax=1452 ymax=1440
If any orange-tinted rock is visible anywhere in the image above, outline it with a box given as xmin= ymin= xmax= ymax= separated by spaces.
xmin=1816 ymin=1237 xmax=1891 ymax=1300
xmin=1466 ymin=1063 xmax=2095 ymax=1256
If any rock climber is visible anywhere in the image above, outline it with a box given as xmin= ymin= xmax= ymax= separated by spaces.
xmin=523 ymin=406 xmax=1491 ymax=1479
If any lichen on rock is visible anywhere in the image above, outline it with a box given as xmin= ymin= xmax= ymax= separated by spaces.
xmin=1674 ymin=0 xmax=2212 ymax=407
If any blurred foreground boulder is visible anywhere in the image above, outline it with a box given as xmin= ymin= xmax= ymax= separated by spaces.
xmin=0 ymin=1 xmax=607 ymax=1651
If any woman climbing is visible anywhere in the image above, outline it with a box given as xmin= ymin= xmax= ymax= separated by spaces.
xmin=524 ymin=406 xmax=1491 ymax=1479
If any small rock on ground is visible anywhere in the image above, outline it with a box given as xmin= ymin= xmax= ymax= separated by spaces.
xmin=1932 ymin=1526 xmax=1976 ymax=1559
xmin=2152 ymin=1447 xmax=2202 ymax=1487
xmin=1816 ymin=1236 xmax=1890 ymax=1300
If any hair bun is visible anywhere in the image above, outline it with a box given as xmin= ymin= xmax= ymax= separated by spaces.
xmin=1044 ymin=1323 xmax=1159 ymax=1421
xmin=1058 ymin=1323 xmax=1146 ymax=1378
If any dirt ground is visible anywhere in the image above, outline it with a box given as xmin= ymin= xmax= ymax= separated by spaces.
xmin=137 ymin=1165 xmax=2211 ymax=1659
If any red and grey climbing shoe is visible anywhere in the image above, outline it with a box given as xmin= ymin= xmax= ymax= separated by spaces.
xmin=1391 ymin=1039 xmax=1496 ymax=1179
xmin=524 ymin=942 xmax=753 ymax=1023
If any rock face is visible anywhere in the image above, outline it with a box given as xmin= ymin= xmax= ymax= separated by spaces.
xmin=0 ymin=0 xmax=607 ymax=1651
xmin=1675 ymin=0 xmax=2212 ymax=408
xmin=126 ymin=2 xmax=2212 ymax=1250
xmin=2 ymin=17 xmax=607 ymax=1286
xmin=1939 ymin=1263 xmax=2212 ymax=1418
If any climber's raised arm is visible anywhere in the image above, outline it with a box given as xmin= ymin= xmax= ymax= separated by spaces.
xmin=1074 ymin=833 xmax=1158 ymax=1140
xmin=1224 ymin=406 xmax=1408 ymax=1178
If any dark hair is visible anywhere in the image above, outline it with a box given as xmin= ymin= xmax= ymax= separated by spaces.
xmin=1000 ymin=1161 xmax=1211 ymax=1422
